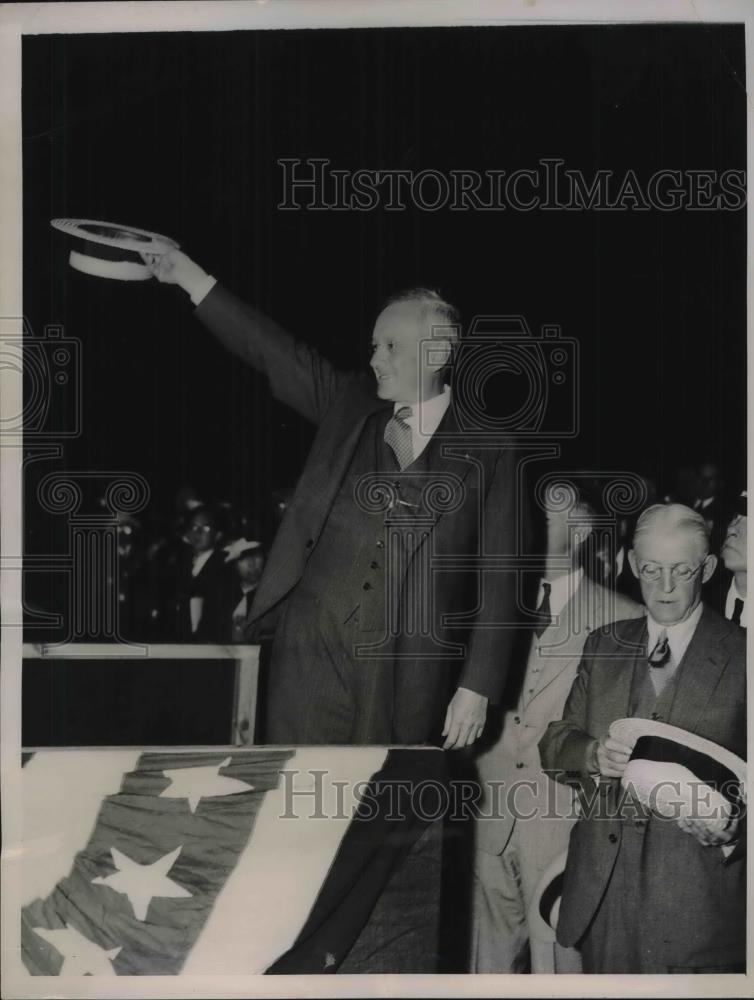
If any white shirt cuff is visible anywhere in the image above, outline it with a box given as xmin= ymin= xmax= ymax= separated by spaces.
xmin=190 ymin=275 xmax=217 ymax=306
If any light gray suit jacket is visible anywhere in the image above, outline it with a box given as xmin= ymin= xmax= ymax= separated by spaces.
xmin=475 ymin=575 xmax=643 ymax=857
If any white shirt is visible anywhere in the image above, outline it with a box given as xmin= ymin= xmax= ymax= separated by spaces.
xmin=192 ymin=275 xmax=218 ymax=306
xmin=394 ymin=386 xmax=451 ymax=461
xmin=191 ymin=549 xmax=214 ymax=578
xmin=725 ymin=578 xmax=747 ymax=628
xmin=536 ymin=567 xmax=584 ymax=622
xmin=188 ymin=549 xmax=215 ymax=634
xmin=233 ymin=584 xmax=258 ymax=619
xmin=646 ymin=601 xmax=704 ymax=667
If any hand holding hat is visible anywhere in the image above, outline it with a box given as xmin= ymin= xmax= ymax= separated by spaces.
xmin=50 ymin=218 xmax=211 ymax=298
xmin=593 ymin=734 xmax=633 ymax=778
xmin=608 ymin=717 xmax=746 ymax=842
xmin=140 ymin=249 xmax=211 ymax=298
xmin=676 ymin=811 xmax=739 ymax=847
xmin=50 ymin=218 xmax=179 ymax=281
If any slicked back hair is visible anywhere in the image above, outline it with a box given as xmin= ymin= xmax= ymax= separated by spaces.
xmin=380 ymin=287 xmax=460 ymax=382
xmin=632 ymin=502 xmax=710 ymax=558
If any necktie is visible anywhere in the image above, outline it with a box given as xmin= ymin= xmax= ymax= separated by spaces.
xmin=648 ymin=630 xmax=676 ymax=696
xmin=648 ymin=631 xmax=670 ymax=667
xmin=731 ymin=598 xmax=744 ymax=625
xmin=384 ymin=406 xmax=414 ymax=469
xmin=534 ymin=581 xmax=552 ymax=638
xmin=232 ymin=592 xmax=248 ymax=639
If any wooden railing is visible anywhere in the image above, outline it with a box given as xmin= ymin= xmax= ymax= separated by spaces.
xmin=21 ymin=643 xmax=260 ymax=745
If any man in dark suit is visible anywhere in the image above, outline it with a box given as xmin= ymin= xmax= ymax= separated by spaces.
xmin=222 ymin=539 xmax=266 ymax=642
xmin=143 ymin=250 xmax=522 ymax=747
xmin=539 ymin=503 xmax=745 ymax=973
xmin=151 ymin=504 xmax=230 ymax=642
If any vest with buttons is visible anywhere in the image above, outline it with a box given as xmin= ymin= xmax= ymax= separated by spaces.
xmin=629 ymin=646 xmax=684 ymax=722
xmin=298 ymin=408 xmax=439 ymax=632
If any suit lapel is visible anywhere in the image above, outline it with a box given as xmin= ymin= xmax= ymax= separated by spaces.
xmin=251 ymin=386 xmax=389 ymax=618
xmin=528 ymin=578 xmax=608 ymax=702
xmin=306 ymin=388 xmax=390 ymax=516
xmin=667 ymin=606 xmax=731 ymax=733
xmin=398 ymin=405 xmax=478 ymax=555
xmin=598 ymin=615 xmax=648 ymax=723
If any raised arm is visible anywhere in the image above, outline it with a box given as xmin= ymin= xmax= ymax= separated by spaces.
xmin=143 ymin=250 xmax=352 ymax=425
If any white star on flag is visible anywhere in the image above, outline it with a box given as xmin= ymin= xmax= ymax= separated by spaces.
xmin=160 ymin=756 xmax=255 ymax=812
xmin=32 ymin=923 xmax=121 ymax=975
xmin=92 ymin=845 xmax=192 ymax=921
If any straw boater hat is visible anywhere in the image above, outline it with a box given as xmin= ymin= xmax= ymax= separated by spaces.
xmin=610 ymin=717 xmax=746 ymax=830
xmin=528 ymin=850 xmax=568 ymax=944
xmin=529 ymin=720 xmax=747 ymax=943
xmin=222 ymin=538 xmax=263 ymax=564
xmin=50 ymin=218 xmax=179 ymax=281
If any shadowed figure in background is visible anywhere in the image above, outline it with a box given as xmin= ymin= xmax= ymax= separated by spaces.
xmin=718 ymin=489 xmax=747 ymax=628
xmin=539 ymin=503 xmax=745 ymax=973
xmin=222 ymin=538 xmax=266 ymax=642
xmin=141 ymin=249 xmax=522 ymax=747
xmin=472 ymin=480 xmax=643 ymax=973
xmin=150 ymin=504 xmax=231 ymax=642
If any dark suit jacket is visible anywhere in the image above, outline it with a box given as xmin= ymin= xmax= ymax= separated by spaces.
xmin=195 ymin=284 xmax=522 ymax=713
xmin=157 ymin=546 xmax=231 ymax=642
xmin=538 ymin=607 xmax=746 ymax=968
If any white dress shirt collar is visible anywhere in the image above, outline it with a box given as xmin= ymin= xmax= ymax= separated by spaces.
xmin=646 ymin=601 xmax=704 ymax=665
xmin=191 ymin=548 xmax=214 ymax=577
xmin=393 ymin=386 xmax=451 ymax=461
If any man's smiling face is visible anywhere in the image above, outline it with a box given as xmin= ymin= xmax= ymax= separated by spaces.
xmin=369 ymin=301 xmax=426 ymax=403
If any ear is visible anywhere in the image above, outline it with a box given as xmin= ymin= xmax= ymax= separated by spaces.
xmin=701 ymin=553 xmax=718 ymax=584
xmin=425 ymin=337 xmax=452 ymax=373
xmin=574 ymin=523 xmax=593 ymax=547
xmin=628 ymin=549 xmax=640 ymax=580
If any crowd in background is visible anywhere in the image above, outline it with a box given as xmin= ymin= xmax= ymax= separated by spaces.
xmin=104 ymin=483 xmax=288 ymax=645
xmin=23 ymin=457 xmax=745 ymax=645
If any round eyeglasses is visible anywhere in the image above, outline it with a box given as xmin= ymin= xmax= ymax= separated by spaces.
xmin=637 ymin=562 xmax=704 ymax=583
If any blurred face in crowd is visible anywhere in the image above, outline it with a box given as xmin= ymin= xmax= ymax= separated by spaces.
xmin=629 ymin=526 xmax=716 ymax=625
xmin=696 ymin=462 xmax=721 ymax=500
xmin=187 ymin=510 xmax=219 ymax=555
xmin=370 ymin=301 xmax=450 ymax=404
xmin=236 ymin=551 xmax=265 ymax=588
xmin=721 ymin=515 xmax=747 ymax=574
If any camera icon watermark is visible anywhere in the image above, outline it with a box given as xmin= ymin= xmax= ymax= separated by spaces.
xmin=425 ymin=315 xmax=579 ymax=439
xmin=0 ymin=316 xmax=82 ymax=439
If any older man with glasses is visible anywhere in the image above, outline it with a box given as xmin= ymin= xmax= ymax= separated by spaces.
xmin=539 ymin=503 xmax=746 ymax=973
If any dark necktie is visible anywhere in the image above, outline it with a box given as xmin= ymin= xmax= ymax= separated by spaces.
xmin=534 ymin=581 xmax=552 ymax=638
xmin=384 ymin=406 xmax=414 ymax=469
xmin=731 ymin=598 xmax=744 ymax=625
xmin=647 ymin=630 xmax=677 ymax=696
xmin=648 ymin=631 xmax=670 ymax=667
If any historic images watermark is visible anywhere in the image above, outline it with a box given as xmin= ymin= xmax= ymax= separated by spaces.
xmin=1 ymin=315 xmax=152 ymax=643
xmin=278 ymin=158 xmax=746 ymax=212
xmin=278 ymin=769 xmax=745 ymax=827
xmin=0 ymin=316 xmax=82 ymax=441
